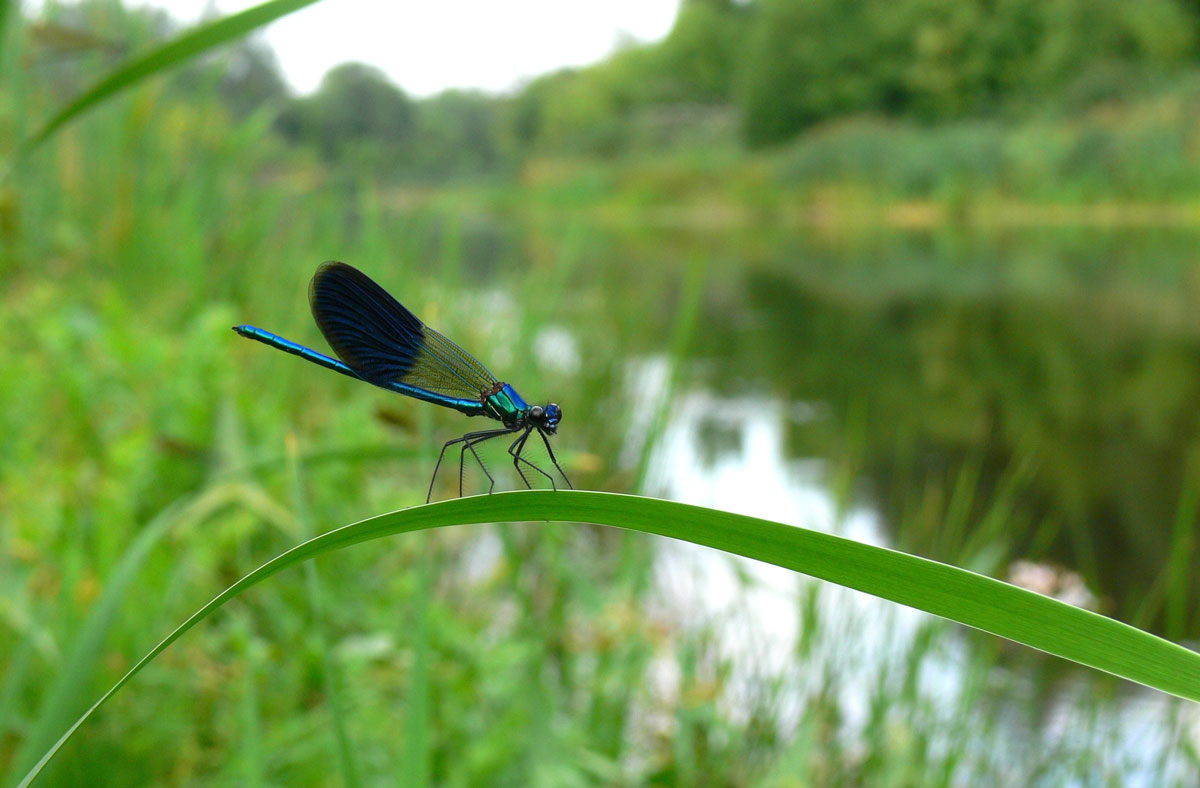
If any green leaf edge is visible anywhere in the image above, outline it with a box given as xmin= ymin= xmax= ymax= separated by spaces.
xmin=17 ymin=490 xmax=1200 ymax=787
xmin=15 ymin=0 xmax=324 ymax=157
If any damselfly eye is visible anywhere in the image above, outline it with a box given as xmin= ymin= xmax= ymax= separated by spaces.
xmin=530 ymin=405 xmax=545 ymax=418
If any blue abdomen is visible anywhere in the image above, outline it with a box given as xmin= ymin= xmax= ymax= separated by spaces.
xmin=234 ymin=325 xmax=487 ymax=417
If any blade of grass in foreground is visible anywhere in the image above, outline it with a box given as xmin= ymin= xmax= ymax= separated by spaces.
xmin=287 ymin=437 xmax=361 ymax=788
xmin=0 ymin=1 xmax=12 ymax=63
xmin=13 ymin=0 xmax=324 ymax=157
xmin=17 ymin=490 xmax=1200 ymax=787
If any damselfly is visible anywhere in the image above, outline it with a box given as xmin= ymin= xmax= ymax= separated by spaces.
xmin=235 ymin=262 xmax=571 ymax=501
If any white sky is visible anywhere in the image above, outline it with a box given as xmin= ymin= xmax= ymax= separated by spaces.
xmin=141 ymin=0 xmax=681 ymax=97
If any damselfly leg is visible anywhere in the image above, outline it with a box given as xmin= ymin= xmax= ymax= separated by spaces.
xmin=427 ymin=427 xmax=517 ymax=503
xmin=538 ymin=429 xmax=573 ymax=490
xmin=508 ymin=427 xmax=556 ymax=490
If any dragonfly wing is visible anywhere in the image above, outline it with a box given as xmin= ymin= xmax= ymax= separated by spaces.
xmin=309 ymin=262 xmax=498 ymax=399
xmin=411 ymin=326 xmax=499 ymax=392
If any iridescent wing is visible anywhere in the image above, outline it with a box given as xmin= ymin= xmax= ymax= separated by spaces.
xmin=309 ymin=262 xmax=498 ymax=401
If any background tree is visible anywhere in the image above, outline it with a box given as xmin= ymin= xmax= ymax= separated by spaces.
xmin=276 ymin=62 xmax=416 ymax=164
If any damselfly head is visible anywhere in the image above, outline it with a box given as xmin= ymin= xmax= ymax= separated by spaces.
xmin=528 ymin=403 xmax=562 ymax=433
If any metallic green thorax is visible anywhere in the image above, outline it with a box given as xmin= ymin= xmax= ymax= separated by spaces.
xmin=482 ymin=383 xmax=530 ymax=426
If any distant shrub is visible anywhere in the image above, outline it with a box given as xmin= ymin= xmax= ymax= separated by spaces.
xmin=738 ymin=0 xmax=1195 ymax=147
xmin=775 ymin=78 xmax=1200 ymax=201
xmin=777 ymin=118 xmax=1008 ymax=197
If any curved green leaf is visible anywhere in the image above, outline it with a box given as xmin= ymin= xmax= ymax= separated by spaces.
xmin=17 ymin=490 xmax=1200 ymax=786
xmin=16 ymin=0 xmax=323 ymax=156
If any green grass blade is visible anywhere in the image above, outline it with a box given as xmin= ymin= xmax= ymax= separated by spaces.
xmin=287 ymin=439 xmax=360 ymax=788
xmin=633 ymin=255 xmax=706 ymax=490
xmin=14 ymin=0 xmax=323 ymax=156
xmin=17 ymin=491 xmax=1200 ymax=787
xmin=1166 ymin=473 xmax=1199 ymax=640
xmin=0 ymin=0 xmax=12 ymax=64
xmin=234 ymin=616 xmax=265 ymax=787
xmin=402 ymin=544 xmax=433 ymax=788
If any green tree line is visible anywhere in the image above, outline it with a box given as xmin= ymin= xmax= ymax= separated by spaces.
xmin=23 ymin=0 xmax=1200 ymax=179
xmin=271 ymin=0 xmax=1199 ymax=174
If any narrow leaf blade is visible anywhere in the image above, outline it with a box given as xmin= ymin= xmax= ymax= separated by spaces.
xmin=16 ymin=0 xmax=323 ymax=155
xmin=18 ymin=491 xmax=1200 ymax=787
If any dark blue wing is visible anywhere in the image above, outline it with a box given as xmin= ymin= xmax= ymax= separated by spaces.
xmin=309 ymin=262 xmax=498 ymax=401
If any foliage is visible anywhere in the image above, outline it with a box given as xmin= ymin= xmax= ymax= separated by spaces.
xmin=636 ymin=0 xmax=747 ymax=105
xmin=406 ymin=90 xmax=506 ymax=180
xmin=738 ymin=0 xmax=1196 ymax=146
xmin=772 ymin=75 xmax=1200 ymax=200
xmin=31 ymin=0 xmax=1197 ymax=179
xmin=276 ymin=62 xmax=417 ymax=162
xmin=739 ymin=0 xmax=888 ymax=147
xmin=216 ymin=38 xmax=289 ymax=120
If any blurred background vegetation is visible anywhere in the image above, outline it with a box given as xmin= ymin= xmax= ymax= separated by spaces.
xmin=3 ymin=0 xmax=1200 ymax=785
